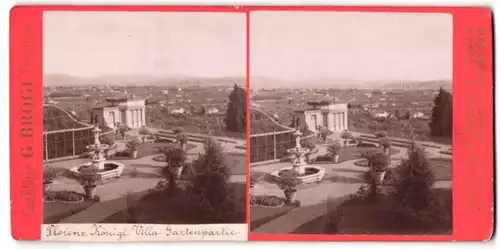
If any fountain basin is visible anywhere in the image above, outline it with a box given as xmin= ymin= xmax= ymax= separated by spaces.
xmin=271 ymin=165 xmax=326 ymax=185
xmin=70 ymin=161 xmax=125 ymax=180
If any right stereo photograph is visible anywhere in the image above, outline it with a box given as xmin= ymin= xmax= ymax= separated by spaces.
xmin=248 ymin=11 xmax=453 ymax=236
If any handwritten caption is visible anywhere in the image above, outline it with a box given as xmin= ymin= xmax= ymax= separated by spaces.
xmin=465 ymin=28 xmax=487 ymax=213
xmin=43 ymin=224 xmax=245 ymax=241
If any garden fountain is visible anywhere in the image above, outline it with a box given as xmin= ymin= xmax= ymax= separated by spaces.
xmin=287 ymin=130 xmax=310 ymax=174
xmin=70 ymin=126 xmax=125 ymax=180
xmin=271 ymin=129 xmax=326 ymax=184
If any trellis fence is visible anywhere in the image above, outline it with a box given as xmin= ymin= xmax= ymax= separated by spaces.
xmin=43 ymin=104 xmax=115 ymax=162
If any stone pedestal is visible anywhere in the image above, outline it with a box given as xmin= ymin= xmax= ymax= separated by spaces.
xmin=293 ymin=164 xmax=305 ymax=175
xmin=91 ymin=156 xmax=106 ymax=170
xmin=292 ymin=154 xmax=307 ymax=167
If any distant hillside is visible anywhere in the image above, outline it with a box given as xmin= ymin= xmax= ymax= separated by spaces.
xmin=250 ymin=76 xmax=452 ymax=90
xmin=379 ymin=80 xmax=453 ymax=91
xmin=44 ymin=74 xmax=245 ymax=87
xmin=250 ymin=77 xmax=366 ymax=90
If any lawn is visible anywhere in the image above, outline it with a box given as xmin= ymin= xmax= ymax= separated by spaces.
xmin=290 ymin=189 xmax=452 ymax=235
xmin=223 ymin=152 xmax=247 ymax=175
xmin=315 ymin=147 xmax=399 ymax=163
xmin=153 ymin=151 xmax=246 ymax=175
xmin=428 ymin=158 xmax=452 ymax=181
xmin=101 ymin=182 xmax=246 ymax=224
xmin=114 ymin=142 xmax=196 ymax=159
xmin=250 ymin=204 xmax=295 ymax=231
xmin=331 ymin=188 xmax=452 ymax=235
xmin=43 ymin=199 xmax=96 ymax=224
xmin=356 ymin=157 xmax=452 ymax=182
xmin=147 ymin=108 xmax=246 ymax=140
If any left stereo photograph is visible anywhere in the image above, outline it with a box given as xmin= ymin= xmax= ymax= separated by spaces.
xmin=11 ymin=7 xmax=248 ymax=241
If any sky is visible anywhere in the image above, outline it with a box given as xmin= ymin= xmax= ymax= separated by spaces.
xmin=43 ymin=11 xmax=246 ymax=78
xmin=250 ymin=11 xmax=453 ymax=81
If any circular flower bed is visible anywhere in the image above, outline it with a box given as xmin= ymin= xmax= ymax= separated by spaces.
xmin=250 ymin=195 xmax=285 ymax=208
xmin=356 ymin=142 xmax=377 ymax=148
xmin=152 ymin=154 xmax=166 ymax=162
xmin=44 ymin=191 xmax=84 ymax=204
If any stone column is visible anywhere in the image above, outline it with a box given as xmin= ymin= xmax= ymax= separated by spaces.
xmin=126 ymin=109 xmax=132 ymax=128
xmin=344 ymin=111 xmax=348 ymax=131
xmin=140 ymin=108 xmax=144 ymax=127
xmin=328 ymin=113 xmax=333 ymax=131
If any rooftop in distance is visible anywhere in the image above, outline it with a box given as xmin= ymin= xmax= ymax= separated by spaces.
xmin=105 ymin=95 xmax=145 ymax=102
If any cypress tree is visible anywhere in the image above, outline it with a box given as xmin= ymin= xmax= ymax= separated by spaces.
xmin=429 ymin=88 xmax=453 ymax=138
xmin=225 ymin=84 xmax=246 ymax=133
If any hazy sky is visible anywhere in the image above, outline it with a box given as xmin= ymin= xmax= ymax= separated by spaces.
xmin=250 ymin=11 xmax=452 ymax=81
xmin=43 ymin=11 xmax=246 ymax=78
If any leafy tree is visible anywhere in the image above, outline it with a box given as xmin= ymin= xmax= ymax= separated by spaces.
xmin=225 ymin=84 xmax=246 ymax=133
xmin=394 ymin=109 xmax=401 ymax=119
xmin=290 ymin=116 xmax=296 ymax=128
xmin=161 ymin=145 xmax=186 ymax=196
xmin=404 ymin=111 xmax=411 ymax=120
xmin=163 ymin=146 xmax=186 ymax=168
xmin=188 ymin=138 xmax=240 ymax=222
xmin=429 ymin=88 xmax=453 ymax=138
xmin=374 ymin=131 xmax=388 ymax=138
xmin=380 ymin=137 xmax=392 ymax=151
xmin=362 ymin=151 xmax=389 ymax=200
xmin=300 ymin=122 xmax=313 ymax=136
xmin=293 ymin=117 xmax=301 ymax=129
xmin=138 ymin=126 xmax=152 ymax=136
xmin=340 ymin=131 xmax=353 ymax=146
xmin=176 ymin=133 xmax=188 ymax=150
xmin=172 ymin=127 xmax=184 ymax=134
xmin=100 ymin=132 xmax=115 ymax=146
xmin=319 ymin=126 xmax=332 ymax=143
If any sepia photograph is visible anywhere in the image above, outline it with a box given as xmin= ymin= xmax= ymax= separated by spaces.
xmin=42 ymin=11 xmax=247 ymax=226
xmin=249 ymin=11 xmax=453 ymax=235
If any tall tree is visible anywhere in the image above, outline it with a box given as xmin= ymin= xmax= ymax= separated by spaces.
xmin=429 ymin=88 xmax=453 ymax=138
xmin=225 ymin=84 xmax=246 ymax=133
xmin=391 ymin=143 xmax=435 ymax=211
xmin=188 ymin=138 xmax=239 ymax=222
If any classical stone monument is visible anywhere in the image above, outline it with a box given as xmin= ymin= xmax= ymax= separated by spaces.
xmin=91 ymin=96 xmax=146 ymax=129
xmin=294 ymin=100 xmax=348 ymax=133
